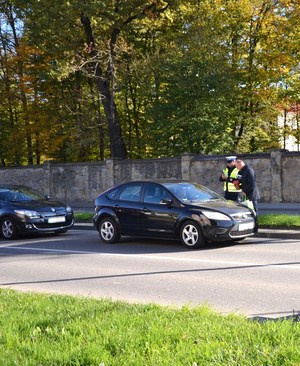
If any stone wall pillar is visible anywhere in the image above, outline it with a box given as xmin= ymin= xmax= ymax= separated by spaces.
xmin=105 ymin=158 xmax=116 ymax=188
xmin=270 ymin=150 xmax=283 ymax=202
xmin=43 ymin=161 xmax=52 ymax=196
xmin=181 ymin=153 xmax=195 ymax=181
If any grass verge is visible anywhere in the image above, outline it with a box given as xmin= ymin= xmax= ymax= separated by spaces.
xmin=1 ymin=289 xmax=300 ymax=366
xmin=258 ymin=214 xmax=300 ymax=228
xmin=74 ymin=212 xmax=93 ymax=222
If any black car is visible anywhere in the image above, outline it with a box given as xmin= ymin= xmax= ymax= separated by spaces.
xmin=0 ymin=185 xmax=74 ymax=240
xmin=93 ymin=181 xmax=256 ymax=249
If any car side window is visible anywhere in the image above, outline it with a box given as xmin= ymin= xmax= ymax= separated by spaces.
xmin=143 ymin=184 xmax=172 ymax=204
xmin=0 ymin=191 xmax=10 ymax=201
xmin=119 ymin=184 xmax=142 ymax=202
xmin=106 ymin=187 xmax=121 ymax=200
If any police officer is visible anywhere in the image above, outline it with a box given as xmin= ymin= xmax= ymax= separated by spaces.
xmin=219 ymin=156 xmax=241 ymax=201
xmin=235 ymin=159 xmax=260 ymax=214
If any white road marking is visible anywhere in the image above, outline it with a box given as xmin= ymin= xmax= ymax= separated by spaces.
xmin=1 ymin=245 xmax=300 ymax=270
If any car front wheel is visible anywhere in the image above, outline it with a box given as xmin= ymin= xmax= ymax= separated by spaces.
xmin=98 ymin=217 xmax=120 ymax=244
xmin=1 ymin=217 xmax=19 ymax=240
xmin=180 ymin=220 xmax=206 ymax=249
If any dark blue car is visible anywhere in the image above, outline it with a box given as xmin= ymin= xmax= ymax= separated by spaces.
xmin=93 ymin=181 xmax=256 ymax=249
xmin=0 ymin=185 xmax=74 ymax=239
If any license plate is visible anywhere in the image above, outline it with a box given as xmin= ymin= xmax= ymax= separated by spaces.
xmin=238 ymin=222 xmax=254 ymax=231
xmin=48 ymin=216 xmax=66 ymax=224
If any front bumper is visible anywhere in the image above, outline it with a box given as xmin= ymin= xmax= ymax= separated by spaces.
xmin=22 ymin=219 xmax=74 ymax=232
xmin=203 ymin=219 xmax=256 ymax=242
xmin=18 ymin=212 xmax=74 ymax=233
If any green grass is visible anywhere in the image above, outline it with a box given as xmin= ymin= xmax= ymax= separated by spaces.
xmin=1 ymin=213 xmax=299 ymax=364
xmin=0 ymin=289 xmax=299 ymax=366
xmin=74 ymin=212 xmax=94 ymax=222
xmin=258 ymin=214 xmax=300 ymax=228
xmin=74 ymin=212 xmax=300 ymax=228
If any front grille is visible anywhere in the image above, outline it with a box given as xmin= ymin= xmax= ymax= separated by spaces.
xmin=33 ymin=216 xmax=73 ymax=229
xmin=35 ymin=222 xmax=68 ymax=229
xmin=42 ymin=210 xmax=67 ymax=217
xmin=230 ymin=228 xmax=254 ymax=237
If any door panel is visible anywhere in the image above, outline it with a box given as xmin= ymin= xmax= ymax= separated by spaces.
xmin=115 ymin=183 xmax=143 ymax=234
xmin=141 ymin=184 xmax=180 ymax=236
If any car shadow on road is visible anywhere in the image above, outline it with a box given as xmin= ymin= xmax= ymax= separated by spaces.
xmin=104 ymin=236 xmax=238 ymax=252
xmin=0 ymin=231 xmax=276 ymax=257
xmin=116 ymin=236 xmax=271 ymax=252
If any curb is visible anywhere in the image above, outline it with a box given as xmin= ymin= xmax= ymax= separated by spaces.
xmin=73 ymin=223 xmax=94 ymax=230
xmin=255 ymin=228 xmax=300 ymax=240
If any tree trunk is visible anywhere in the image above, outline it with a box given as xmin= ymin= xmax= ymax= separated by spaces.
xmin=80 ymin=15 xmax=127 ymax=159
xmin=7 ymin=4 xmax=33 ymax=164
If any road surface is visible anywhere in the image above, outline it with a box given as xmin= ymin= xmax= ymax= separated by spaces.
xmin=0 ymin=229 xmax=299 ymax=319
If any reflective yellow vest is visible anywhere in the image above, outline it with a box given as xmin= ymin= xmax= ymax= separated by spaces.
xmin=223 ymin=167 xmax=242 ymax=192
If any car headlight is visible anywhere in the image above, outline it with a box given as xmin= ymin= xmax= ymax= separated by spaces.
xmin=14 ymin=209 xmax=40 ymax=219
xmin=201 ymin=210 xmax=231 ymax=221
xmin=66 ymin=205 xmax=73 ymax=213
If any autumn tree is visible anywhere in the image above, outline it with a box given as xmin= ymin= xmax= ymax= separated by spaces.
xmin=19 ymin=0 xmax=180 ymax=160
xmin=1 ymin=0 xmax=299 ymax=165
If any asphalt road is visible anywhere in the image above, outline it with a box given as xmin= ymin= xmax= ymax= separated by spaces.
xmin=0 ymin=229 xmax=299 ymax=319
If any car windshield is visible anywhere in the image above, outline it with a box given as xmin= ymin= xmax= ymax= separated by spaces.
xmin=0 ymin=187 xmax=45 ymax=202
xmin=163 ymin=182 xmax=224 ymax=203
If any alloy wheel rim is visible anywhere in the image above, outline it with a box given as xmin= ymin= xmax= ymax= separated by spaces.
xmin=2 ymin=220 xmax=13 ymax=238
xmin=182 ymin=224 xmax=198 ymax=246
xmin=101 ymin=222 xmax=114 ymax=240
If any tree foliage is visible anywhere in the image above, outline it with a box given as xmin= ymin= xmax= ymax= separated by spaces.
xmin=0 ymin=0 xmax=299 ymax=166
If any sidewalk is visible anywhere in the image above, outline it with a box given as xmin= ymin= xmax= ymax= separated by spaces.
xmin=258 ymin=202 xmax=300 ymax=215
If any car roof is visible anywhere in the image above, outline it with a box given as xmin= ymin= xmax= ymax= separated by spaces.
xmin=118 ymin=180 xmax=192 ymax=185
xmin=0 ymin=185 xmax=29 ymax=190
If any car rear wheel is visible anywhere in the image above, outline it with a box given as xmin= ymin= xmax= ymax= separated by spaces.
xmin=98 ymin=217 xmax=120 ymax=244
xmin=1 ymin=217 xmax=19 ymax=240
xmin=180 ymin=220 xmax=206 ymax=249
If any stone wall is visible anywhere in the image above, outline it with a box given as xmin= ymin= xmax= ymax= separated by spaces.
xmin=0 ymin=150 xmax=299 ymax=204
